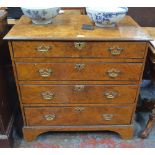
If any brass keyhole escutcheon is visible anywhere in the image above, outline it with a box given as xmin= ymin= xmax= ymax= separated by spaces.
xmin=75 ymin=63 xmax=85 ymax=71
xmin=74 ymin=85 xmax=85 ymax=92
xmin=74 ymin=107 xmax=85 ymax=113
xmin=74 ymin=42 xmax=86 ymax=50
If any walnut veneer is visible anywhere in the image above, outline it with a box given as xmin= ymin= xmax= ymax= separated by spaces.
xmin=4 ymin=14 xmax=151 ymax=141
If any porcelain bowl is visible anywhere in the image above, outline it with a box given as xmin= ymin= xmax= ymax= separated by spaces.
xmin=86 ymin=7 xmax=128 ymax=28
xmin=21 ymin=7 xmax=60 ymax=25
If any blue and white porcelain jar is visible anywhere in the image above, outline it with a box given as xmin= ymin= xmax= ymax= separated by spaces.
xmin=86 ymin=7 xmax=128 ymax=28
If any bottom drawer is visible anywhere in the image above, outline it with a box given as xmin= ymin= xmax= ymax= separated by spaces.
xmin=24 ymin=105 xmax=133 ymax=126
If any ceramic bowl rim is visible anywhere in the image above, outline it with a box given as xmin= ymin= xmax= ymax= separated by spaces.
xmin=86 ymin=7 xmax=128 ymax=14
xmin=21 ymin=7 xmax=60 ymax=11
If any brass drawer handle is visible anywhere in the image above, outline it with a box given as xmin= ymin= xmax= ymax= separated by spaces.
xmin=102 ymin=114 xmax=113 ymax=121
xmin=44 ymin=114 xmax=56 ymax=121
xmin=74 ymin=42 xmax=86 ymax=50
xmin=38 ymin=68 xmax=52 ymax=77
xmin=104 ymin=91 xmax=118 ymax=99
xmin=108 ymin=47 xmax=123 ymax=56
xmin=74 ymin=85 xmax=85 ymax=92
xmin=107 ymin=68 xmax=121 ymax=78
xmin=36 ymin=45 xmax=51 ymax=53
xmin=41 ymin=91 xmax=55 ymax=100
xmin=74 ymin=107 xmax=85 ymax=113
xmin=75 ymin=63 xmax=85 ymax=71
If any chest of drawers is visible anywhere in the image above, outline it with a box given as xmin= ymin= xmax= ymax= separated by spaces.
xmin=4 ymin=14 xmax=151 ymax=141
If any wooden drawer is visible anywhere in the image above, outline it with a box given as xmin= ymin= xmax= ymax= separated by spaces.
xmin=12 ymin=41 xmax=146 ymax=58
xmin=16 ymin=62 xmax=143 ymax=81
xmin=24 ymin=105 xmax=133 ymax=126
xmin=20 ymin=85 xmax=138 ymax=104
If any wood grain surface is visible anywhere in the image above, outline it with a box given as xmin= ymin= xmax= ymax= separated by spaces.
xmin=12 ymin=41 xmax=147 ymax=58
xmin=20 ymin=84 xmax=138 ymax=104
xmin=4 ymin=15 xmax=151 ymax=41
xmin=24 ymin=105 xmax=133 ymax=126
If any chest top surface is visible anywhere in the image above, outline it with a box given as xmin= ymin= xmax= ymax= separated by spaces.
xmin=143 ymin=27 xmax=155 ymax=39
xmin=4 ymin=14 xmax=151 ymax=41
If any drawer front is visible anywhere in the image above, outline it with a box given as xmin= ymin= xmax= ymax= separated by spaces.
xmin=12 ymin=41 xmax=146 ymax=58
xmin=24 ymin=106 xmax=133 ymax=126
xmin=20 ymin=85 xmax=138 ymax=104
xmin=16 ymin=63 xmax=143 ymax=81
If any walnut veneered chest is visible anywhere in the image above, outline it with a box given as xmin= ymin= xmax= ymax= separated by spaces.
xmin=4 ymin=14 xmax=151 ymax=141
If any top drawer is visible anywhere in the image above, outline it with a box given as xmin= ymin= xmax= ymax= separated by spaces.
xmin=12 ymin=41 xmax=146 ymax=58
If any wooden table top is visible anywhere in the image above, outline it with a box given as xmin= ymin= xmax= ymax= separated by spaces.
xmin=143 ymin=27 xmax=155 ymax=39
xmin=4 ymin=14 xmax=151 ymax=41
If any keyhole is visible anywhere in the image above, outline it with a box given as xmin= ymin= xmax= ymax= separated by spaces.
xmin=77 ymin=64 xmax=81 ymax=69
